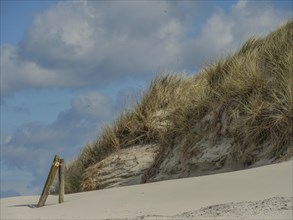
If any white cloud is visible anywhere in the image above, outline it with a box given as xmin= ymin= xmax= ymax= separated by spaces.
xmin=181 ymin=0 xmax=292 ymax=69
xmin=19 ymin=1 xmax=96 ymax=67
xmin=0 ymin=1 xmax=191 ymax=97
xmin=1 ymin=1 xmax=291 ymax=97
xmin=20 ymin=0 xmax=186 ymax=73
xmin=0 ymin=45 xmax=75 ymax=96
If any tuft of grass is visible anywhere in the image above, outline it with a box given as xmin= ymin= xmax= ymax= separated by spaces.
xmin=64 ymin=74 xmax=185 ymax=193
xmin=65 ymin=20 xmax=293 ymax=192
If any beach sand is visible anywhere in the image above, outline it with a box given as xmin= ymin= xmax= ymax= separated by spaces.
xmin=1 ymin=160 xmax=292 ymax=219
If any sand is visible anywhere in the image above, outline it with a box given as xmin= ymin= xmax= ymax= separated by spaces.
xmin=1 ymin=160 xmax=292 ymax=220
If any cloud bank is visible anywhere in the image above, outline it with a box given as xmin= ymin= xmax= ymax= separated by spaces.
xmin=2 ymin=1 xmax=290 ymax=97
xmin=1 ymin=91 xmax=114 ymax=190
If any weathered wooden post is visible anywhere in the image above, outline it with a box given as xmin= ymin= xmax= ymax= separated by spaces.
xmin=58 ymin=158 xmax=65 ymax=204
xmin=37 ymin=155 xmax=60 ymax=208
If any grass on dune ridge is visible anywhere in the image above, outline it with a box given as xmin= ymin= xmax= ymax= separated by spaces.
xmin=64 ymin=20 xmax=292 ymax=194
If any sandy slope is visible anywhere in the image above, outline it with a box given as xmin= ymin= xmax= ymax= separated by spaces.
xmin=1 ymin=160 xmax=292 ymax=220
xmin=82 ymin=144 xmax=159 ymax=191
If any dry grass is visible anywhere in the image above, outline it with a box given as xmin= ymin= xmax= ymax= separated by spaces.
xmin=65 ymin=20 xmax=293 ymax=193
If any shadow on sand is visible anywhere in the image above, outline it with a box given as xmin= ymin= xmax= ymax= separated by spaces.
xmin=9 ymin=203 xmax=55 ymax=208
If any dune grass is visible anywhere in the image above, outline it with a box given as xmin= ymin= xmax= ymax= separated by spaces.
xmin=64 ymin=20 xmax=292 ymax=193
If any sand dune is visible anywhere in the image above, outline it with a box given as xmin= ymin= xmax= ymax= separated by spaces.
xmin=1 ymin=160 xmax=292 ymax=220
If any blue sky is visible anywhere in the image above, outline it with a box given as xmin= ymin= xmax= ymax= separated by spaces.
xmin=1 ymin=0 xmax=292 ymax=197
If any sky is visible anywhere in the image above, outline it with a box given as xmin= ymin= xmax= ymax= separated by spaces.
xmin=0 ymin=0 xmax=292 ymax=198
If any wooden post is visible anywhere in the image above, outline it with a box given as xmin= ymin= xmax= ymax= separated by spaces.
xmin=37 ymin=155 xmax=60 ymax=208
xmin=58 ymin=158 xmax=65 ymax=204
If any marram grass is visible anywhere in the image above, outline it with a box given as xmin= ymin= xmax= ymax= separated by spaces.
xmin=64 ymin=20 xmax=292 ymax=193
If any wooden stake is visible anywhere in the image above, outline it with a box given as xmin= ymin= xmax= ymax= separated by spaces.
xmin=37 ymin=155 xmax=60 ymax=208
xmin=58 ymin=158 xmax=65 ymax=204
